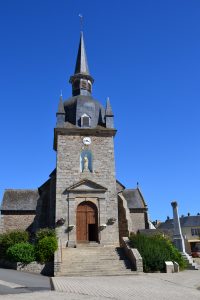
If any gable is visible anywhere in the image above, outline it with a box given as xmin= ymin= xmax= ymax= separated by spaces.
xmin=122 ymin=188 xmax=147 ymax=209
xmin=64 ymin=179 xmax=107 ymax=194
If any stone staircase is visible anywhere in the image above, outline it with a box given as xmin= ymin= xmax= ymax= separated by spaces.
xmin=57 ymin=244 xmax=134 ymax=276
xmin=181 ymin=252 xmax=200 ymax=270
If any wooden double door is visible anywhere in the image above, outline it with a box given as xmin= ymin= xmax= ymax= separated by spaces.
xmin=76 ymin=200 xmax=98 ymax=243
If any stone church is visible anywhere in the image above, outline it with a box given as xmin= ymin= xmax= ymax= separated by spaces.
xmin=0 ymin=32 xmax=150 ymax=250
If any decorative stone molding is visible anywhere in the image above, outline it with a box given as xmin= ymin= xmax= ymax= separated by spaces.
xmin=99 ymin=224 xmax=107 ymax=230
xmin=56 ymin=218 xmax=66 ymax=227
xmin=107 ymin=217 xmax=116 ymax=225
xmin=68 ymin=224 xmax=75 ymax=230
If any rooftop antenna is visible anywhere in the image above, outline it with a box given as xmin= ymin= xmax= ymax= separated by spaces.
xmin=79 ymin=14 xmax=83 ymax=32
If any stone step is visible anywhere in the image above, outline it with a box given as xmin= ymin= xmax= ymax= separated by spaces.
xmin=62 ymin=257 xmax=127 ymax=262
xmin=57 ymin=270 xmax=134 ymax=277
xmin=62 ymin=250 xmax=118 ymax=254
xmin=62 ymin=246 xmax=117 ymax=250
xmin=76 ymin=243 xmax=104 ymax=248
xmin=60 ymin=265 xmax=131 ymax=269
xmin=58 ymin=246 xmax=133 ymax=276
xmin=62 ymin=254 xmax=119 ymax=259
xmin=61 ymin=262 xmax=130 ymax=268
xmin=60 ymin=268 xmax=131 ymax=273
xmin=181 ymin=252 xmax=199 ymax=270
xmin=60 ymin=259 xmax=131 ymax=266
xmin=61 ymin=260 xmax=130 ymax=265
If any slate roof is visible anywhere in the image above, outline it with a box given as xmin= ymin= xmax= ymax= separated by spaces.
xmin=122 ymin=188 xmax=147 ymax=209
xmin=64 ymin=95 xmax=106 ymax=127
xmin=74 ymin=31 xmax=90 ymax=75
xmin=1 ymin=189 xmax=39 ymax=211
xmin=57 ymin=95 xmax=65 ymax=114
xmin=158 ymin=216 xmax=200 ymax=229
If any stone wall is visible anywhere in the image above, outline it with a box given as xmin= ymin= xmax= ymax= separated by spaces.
xmin=0 ymin=214 xmax=4 ymax=233
xmin=1 ymin=213 xmax=35 ymax=232
xmin=130 ymin=212 xmax=146 ymax=233
xmin=118 ymin=197 xmax=129 ymax=242
xmin=0 ymin=260 xmax=53 ymax=276
xmin=121 ymin=237 xmax=143 ymax=272
xmin=56 ymin=134 xmax=119 ymax=247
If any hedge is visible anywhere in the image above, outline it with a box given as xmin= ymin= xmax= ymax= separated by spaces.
xmin=35 ymin=236 xmax=58 ymax=263
xmin=129 ymin=233 xmax=186 ymax=272
xmin=0 ymin=230 xmax=29 ymax=258
xmin=6 ymin=242 xmax=35 ymax=264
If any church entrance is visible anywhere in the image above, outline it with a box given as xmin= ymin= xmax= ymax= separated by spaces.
xmin=76 ymin=201 xmax=98 ymax=243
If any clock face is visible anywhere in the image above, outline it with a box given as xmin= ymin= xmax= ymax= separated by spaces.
xmin=83 ymin=137 xmax=91 ymax=145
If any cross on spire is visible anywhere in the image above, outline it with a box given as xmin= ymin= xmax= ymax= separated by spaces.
xmin=79 ymin=14 xmax=83 ymax=32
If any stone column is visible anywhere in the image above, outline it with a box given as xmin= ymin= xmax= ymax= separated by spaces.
xmin=171 ymin=201 xmax=185 ymax=253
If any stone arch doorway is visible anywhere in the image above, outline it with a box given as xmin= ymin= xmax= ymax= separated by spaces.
xmin=76 ymin=201 xmax=98 ymax=243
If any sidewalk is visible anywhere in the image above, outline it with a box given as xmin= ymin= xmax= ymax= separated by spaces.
xmin=1 ymin=270 xmax=200 ymax=300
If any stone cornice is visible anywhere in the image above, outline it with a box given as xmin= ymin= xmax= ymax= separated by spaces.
xmin=53 ymin=127 xmax=117 ymax=151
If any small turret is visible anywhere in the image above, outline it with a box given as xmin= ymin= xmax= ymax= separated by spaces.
xmin=105 ymin=97 xmax=114 ymax=128
xmin=56 ymin=94 xmax=65 ymax=127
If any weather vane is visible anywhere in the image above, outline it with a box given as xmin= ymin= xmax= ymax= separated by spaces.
xmin=79 ymin=14 xmax=83 ymax=31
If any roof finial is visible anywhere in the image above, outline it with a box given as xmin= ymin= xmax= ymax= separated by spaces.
xmin=137 ymin=182 xmax=139 ymax=188
xmin=60 ymin=89 xmax=63 ymax=97
xmin=79 ymin=14 xmax=83 ymax=32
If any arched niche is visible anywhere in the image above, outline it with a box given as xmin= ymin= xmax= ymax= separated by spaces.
xmin=80 ymin=150 xmax=93 ymax=172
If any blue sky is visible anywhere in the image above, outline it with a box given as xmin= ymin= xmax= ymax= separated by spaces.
xmin=0 ymin=0 xmax=200 ymax=221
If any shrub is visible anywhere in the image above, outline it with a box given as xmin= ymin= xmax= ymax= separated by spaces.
xmin=0 ymin=230 xmax=29 ymax=258
xmin=129 ymin=233 xmax=186 ymax=272
xmin=35 ymin=228 xmax=56 ymax=241
xmin=6 ymin=242 xmax=35 ymax=264
xmin=35 ymin=236 xmax=58 ymax=263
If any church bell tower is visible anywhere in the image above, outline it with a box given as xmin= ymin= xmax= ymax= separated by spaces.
xmin=54 ymin=31 xmax=118 ymax=247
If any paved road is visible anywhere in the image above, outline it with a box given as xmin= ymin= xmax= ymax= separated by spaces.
xmin=0 ymin=268 xmax=51 ymax=295
xmin=0 ymin=269 xmax=199 ymax=299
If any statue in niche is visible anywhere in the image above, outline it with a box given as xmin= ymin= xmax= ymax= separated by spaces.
xmin=83 ymin=155 xmax=89 ymax=171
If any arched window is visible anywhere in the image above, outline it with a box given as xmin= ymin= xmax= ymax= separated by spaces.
xmin=80 ymin=150 xmax=93 ymax=172
xmin=81 ymin=113 xmax=91 ymax=128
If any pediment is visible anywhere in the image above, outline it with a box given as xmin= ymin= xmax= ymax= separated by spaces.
xmin=64 ymin=179 xmax=107 ymax=194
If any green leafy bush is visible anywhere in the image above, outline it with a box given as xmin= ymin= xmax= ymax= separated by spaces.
xmin=35 ymin=228 xmax=56 ymax=241
xmin=129 ymin=234 xmax=186 ymax=272
xmin=35 ymin=236 xmax=58 ymax=263
xmin=0 ymin=230 xmax=29 ymax=258
xmin=6 ymin=242 xmax=35 ymax=264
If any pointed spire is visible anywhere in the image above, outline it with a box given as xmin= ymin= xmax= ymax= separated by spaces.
xmin=56 ymin=94 xmax=65 ymax=127
xmin=57 ymin=94 xmax=65 ymax=114
xmin=105 ymin=97 xmax=114 ymax=128
xmin=105 ymin=97 xmax=113 ymax=116
xmin=74 ymin=32 xmax=90 ymax=75
xmin=69 ymin=32 xmax=94 ymax=97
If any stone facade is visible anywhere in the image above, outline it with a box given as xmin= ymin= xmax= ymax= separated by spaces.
xmin=55 ymin=133 xmax=119 ymax=247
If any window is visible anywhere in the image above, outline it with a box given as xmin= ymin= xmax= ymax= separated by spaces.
xmin=81 ymin=113 xmax=91 ymax=128
xmin=191 ymin=228 xmax=200 ymax=236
